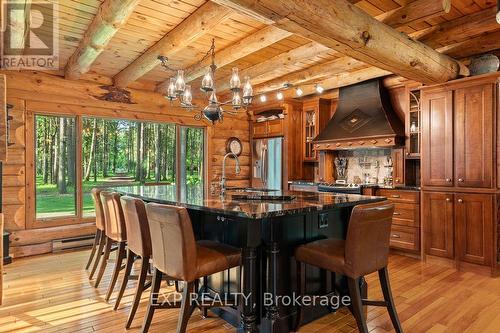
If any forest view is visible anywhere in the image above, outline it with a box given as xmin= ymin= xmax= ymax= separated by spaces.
xmin=35 ymin=115 xmax=204 ymax=219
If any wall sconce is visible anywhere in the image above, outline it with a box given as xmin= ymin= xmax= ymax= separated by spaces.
xmin=6 ymin=104 xmax=14 ymax=146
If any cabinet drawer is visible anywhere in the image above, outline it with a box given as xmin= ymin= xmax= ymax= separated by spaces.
xmin=377 ymin=189 xmax=420 ymax=203
xmin=390 ymin=225 xmax=420 ymax=252
xmin=392 ymin=202 xmax=419 ymax=227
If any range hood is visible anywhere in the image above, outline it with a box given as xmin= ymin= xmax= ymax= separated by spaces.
xmin=313 ymin=79 xmax=404 ymax=150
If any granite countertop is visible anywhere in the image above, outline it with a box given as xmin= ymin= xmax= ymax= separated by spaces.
xmin=112 ymin=185 xmax=386 ymax=219
xmin=288 ymin=180 xmax=420 ymax=191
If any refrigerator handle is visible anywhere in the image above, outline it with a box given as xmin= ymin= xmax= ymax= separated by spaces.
xmin=262 ymin=146 xmax=267 ymax=185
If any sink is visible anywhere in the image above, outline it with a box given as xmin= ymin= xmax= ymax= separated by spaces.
xmin=228 ymin=187 xmax=279 ymax=193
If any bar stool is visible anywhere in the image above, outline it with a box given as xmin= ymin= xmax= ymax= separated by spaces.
xmin=142 ymin=203 xmax=241 ymax=333
xmin=295 ymin=201 xmax=403 ymax=333
xmin=94 ymin=191 xmax=127 ymax=303
xmin=114 ymin=196 xmax=152 ymax=328
xmin=87 ymin=188 xmax=106 ymax=280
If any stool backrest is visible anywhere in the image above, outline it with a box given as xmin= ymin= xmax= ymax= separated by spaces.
xmin=91 ymin=188 xmax=105 ymax=231
xmin=345 ymin=201 xmax=395 ymax=277
xmin=100 ymin=191 xmax=127 ymax=242
xmin=146 ymin=203 xmax=197 ymax=282
xmin=120 ymin=196 xmax=152 ymax=258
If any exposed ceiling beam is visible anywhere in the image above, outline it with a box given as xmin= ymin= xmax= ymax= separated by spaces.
xmin=438 ymin=30 xmax=500 ymax=59
xmin=378 ymin=0 xmax=451 ymax=28
xmin=157 ymin=25 xmax=292 ymax=92
xmin=5 ymin=0 xmax=31 ymax=56
xmin=212 ymin=0 xmax=467 ymax=84
xmin=113 ymin=2 xmax=233 ymax=88
xmin=65 ymin=0 xmax=141 ymax=80
xmin=214 ymin=41 xmax=330 ymax=92
xmin=418 ymin=7 xmax=500 ymax=49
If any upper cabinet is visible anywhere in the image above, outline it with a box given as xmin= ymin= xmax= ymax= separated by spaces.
xmin=0 ymin=74 xmax=7 ymax=162
xmin=302 ymin=98 xmax=334 ymax=162
xmin=422 ymin=81 xmax=495 ymax=189
xmin=406 ymin=86 xmax=421 ymax=158
xmin=421 ymin=89 xmax=454 ymax=187
xmin=454 ymin=84 xmax=494 ymax=189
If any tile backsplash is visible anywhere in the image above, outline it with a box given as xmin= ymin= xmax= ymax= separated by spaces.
xmin=336 ymin=149 xmax=393 ymax=185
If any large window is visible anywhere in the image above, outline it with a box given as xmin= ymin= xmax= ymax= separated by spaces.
xmin=35 ymin=115 xmax=77 ymax=219
xmin=33 ymin=114 xmax=204 ymax=222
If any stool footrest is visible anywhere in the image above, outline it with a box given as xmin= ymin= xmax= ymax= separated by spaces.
xmin=362 ymin=299 xmax=387 ymax=307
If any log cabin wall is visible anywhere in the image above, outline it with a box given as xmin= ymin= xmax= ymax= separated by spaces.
xmin=1 ymin=71 xmax=251 ymax=258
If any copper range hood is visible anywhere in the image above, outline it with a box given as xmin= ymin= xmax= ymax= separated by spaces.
xmin=313 ymin=79 xmax=404 ymax=150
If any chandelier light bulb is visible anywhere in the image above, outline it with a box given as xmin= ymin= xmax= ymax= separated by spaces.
xmin=260 ymin=95 xmax=267 ymax=103
xmin=175 ymin=70 xmax=186 ymax=94
xmin=296 ymin=87 xmax=303 ymax=97
xmin=229 ymin=67 xmax=241 ymax=91
xmin=167 ymin=77 xmax=177 ymax=101
xmin=201 ymin=68 xmax=214 ymax=92
xmin=209 ymin=90 xmax=218 ymax=104
xmin=276 ymin=91 xmax=284 ymax=100
xmin=316 ymin=84 xmax=324 ymax=94
xmin=232 ymin=91 xmax=242 ymax=109
xmin=182 ymin=85 xmax=192 ymax=106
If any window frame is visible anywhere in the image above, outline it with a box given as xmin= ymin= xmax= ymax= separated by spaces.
xmin=26 ymin=111 xmax=207 ymax=229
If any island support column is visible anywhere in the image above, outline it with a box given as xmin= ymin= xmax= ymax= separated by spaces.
xmin=239 ymin=246 xmax=259 ymax=333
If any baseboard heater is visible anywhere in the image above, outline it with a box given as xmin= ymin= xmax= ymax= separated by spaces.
xmin=52 ymin=234 xmax=95 ymax=252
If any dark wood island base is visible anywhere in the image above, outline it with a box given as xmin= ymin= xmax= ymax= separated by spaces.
xmin=115 ymin=186 xmax=385 ymax=332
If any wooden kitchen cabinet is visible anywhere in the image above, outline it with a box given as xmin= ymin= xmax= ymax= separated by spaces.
xmin=302 ymin=98 xmax=333 ymax=162
xmin=421 ymin=90 xmax=453 ymax=187
xmin=423 ymin=191 xmax=454 ymax=259
xmin=455 ymin=193 xmax=493 ymax=266
xmin=0 ymin=74 xmax=6 ymax=162
xmin=423 ymin=191 xmax=494 ymax=266
xmin=252 ymin=119 xmax=284 ymax=138
xmin=253 ymin=121 xmax=267 ymax=138
xmin=391 ymin=148 xmax=405 ymax=185
xmin=454 ymin=84 xmax=494 ymax=189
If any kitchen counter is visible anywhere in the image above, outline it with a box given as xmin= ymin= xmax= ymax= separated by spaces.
xmin=289 ymin=180 xmax=420 ymax=192
xmin=110 ymin=185 xmax=386 ymax=332
xmin=114 ymin=185 xmax=384 ymax=219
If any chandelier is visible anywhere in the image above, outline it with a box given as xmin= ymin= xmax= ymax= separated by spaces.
xmin=158 ymin=39 xmax=254 ymax=123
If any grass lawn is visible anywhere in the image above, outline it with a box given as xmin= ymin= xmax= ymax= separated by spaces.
xmin=35 ymin=175 xmax=175 ymax=218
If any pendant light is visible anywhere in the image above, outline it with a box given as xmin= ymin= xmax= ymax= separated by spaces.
xmin=174 ymin=70 xmax=186 ymax=94
xmin=230 ymin=67 xmax=241 ymax=91
xmin=166 ymin=78 xmax=177 ymax=101
xmin=182 ymin=85 xmax=193 ymax=106
xmin=201 ymin=68 xmax=214 ymax=92
xmin=242 ymin=76 xmax=253 ymax=105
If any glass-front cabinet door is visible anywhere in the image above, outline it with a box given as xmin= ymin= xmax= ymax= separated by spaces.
xmin=407 ymin=88 xmax=421 ymax=158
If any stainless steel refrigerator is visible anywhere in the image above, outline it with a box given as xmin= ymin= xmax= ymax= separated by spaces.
xmin=252 ymin=137 xmax=283 ymax=190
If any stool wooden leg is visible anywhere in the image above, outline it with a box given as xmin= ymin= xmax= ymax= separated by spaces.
xmin=347 ymin=277 xmax=368 ymax=333
xmin=176 ymin=281 xmax=196 ymax=333
xmin=294 ymin=261 xmax=305 ymax=332
xmin=86 ymin=230 xmax=100 ymax=270
xmin=202 ymin=276 xmax=208 ymax=318
xmin=141 ymin=268 xmax=163 ymax=333
xmin=94 ymin=236 xmax=112 ymax=288
xmin=89 ymin=231 xmax=106 ymax=280
xmin=105 ymin=242 xmax=126 ymax=302
xmin=126 ymin=256 xmax=150 ymax=329
xmin=379 ymin=267 xmax=403 ymax=333
xmin=114 ymin=248 xmax=135 ymax=310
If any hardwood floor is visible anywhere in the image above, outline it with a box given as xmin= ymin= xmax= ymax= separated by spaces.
xmin=2 ymin=250 xmax=500 ymax=333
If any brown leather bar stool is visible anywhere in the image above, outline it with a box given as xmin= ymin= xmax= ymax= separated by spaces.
xmin=94 ymin=191 xmax=127 ymax=303
xmin=87 ymin=188 xmax=106 ymax=280
xmin=295 ymin=201 xmax=403 ymax=333
xmin=114 ymin=196 xmax=152 ymax=328
xmin=142 ymin=203 xmax=241 ymax=333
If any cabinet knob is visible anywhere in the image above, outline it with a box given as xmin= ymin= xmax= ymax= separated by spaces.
xmin=395 ymin=179 xmax=400 ymax=183
xmin=458 ymin=178 xmax=464 ymax=182
xmin=391 ymin=234 xmax=401 ymax=239
xmin=446 ymin=198 xmax=451 ymax=202
xmin=446 ymin=178 xmax=452 ymax=182
xmin=458 ymin=199 xmax=463 ymax=203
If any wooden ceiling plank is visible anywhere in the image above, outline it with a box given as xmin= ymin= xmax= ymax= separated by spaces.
xmin=64 ymin=0 xmax=141 ymax=80
xmin=439 ymin=30 xmax=500 ymax=58
xmin=211 ymin=0 xmax=466 ymax=84
xmin=113 ymin=2 xmax=233 ymax=88
xmin=377 ymin=0 xmax=451 ymax=28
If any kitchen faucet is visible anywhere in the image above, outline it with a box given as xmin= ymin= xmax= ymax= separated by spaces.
xmin=220 ymin=152 xmax=241 ymax=196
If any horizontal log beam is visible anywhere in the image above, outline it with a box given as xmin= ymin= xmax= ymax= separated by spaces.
xmin=5 ymin=0 xmax=31 ymax=56
xmin=212 ymin=0 xmax=466 ymax=84
xmin=378 ymin=0 xmax=451 ymax=28
xmin=157 ymin=25 xmax=292 ymax=92
xmin=65 ymin=0 xmax=141 ymax=80
xmin=113 ymin=2 xmax=233 ymax=88
xmin=438 ymin=30 xmax=500 ymax=59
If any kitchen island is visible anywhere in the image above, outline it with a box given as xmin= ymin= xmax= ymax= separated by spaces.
xmin=114 ymin=185 xmax=386 ymax=333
